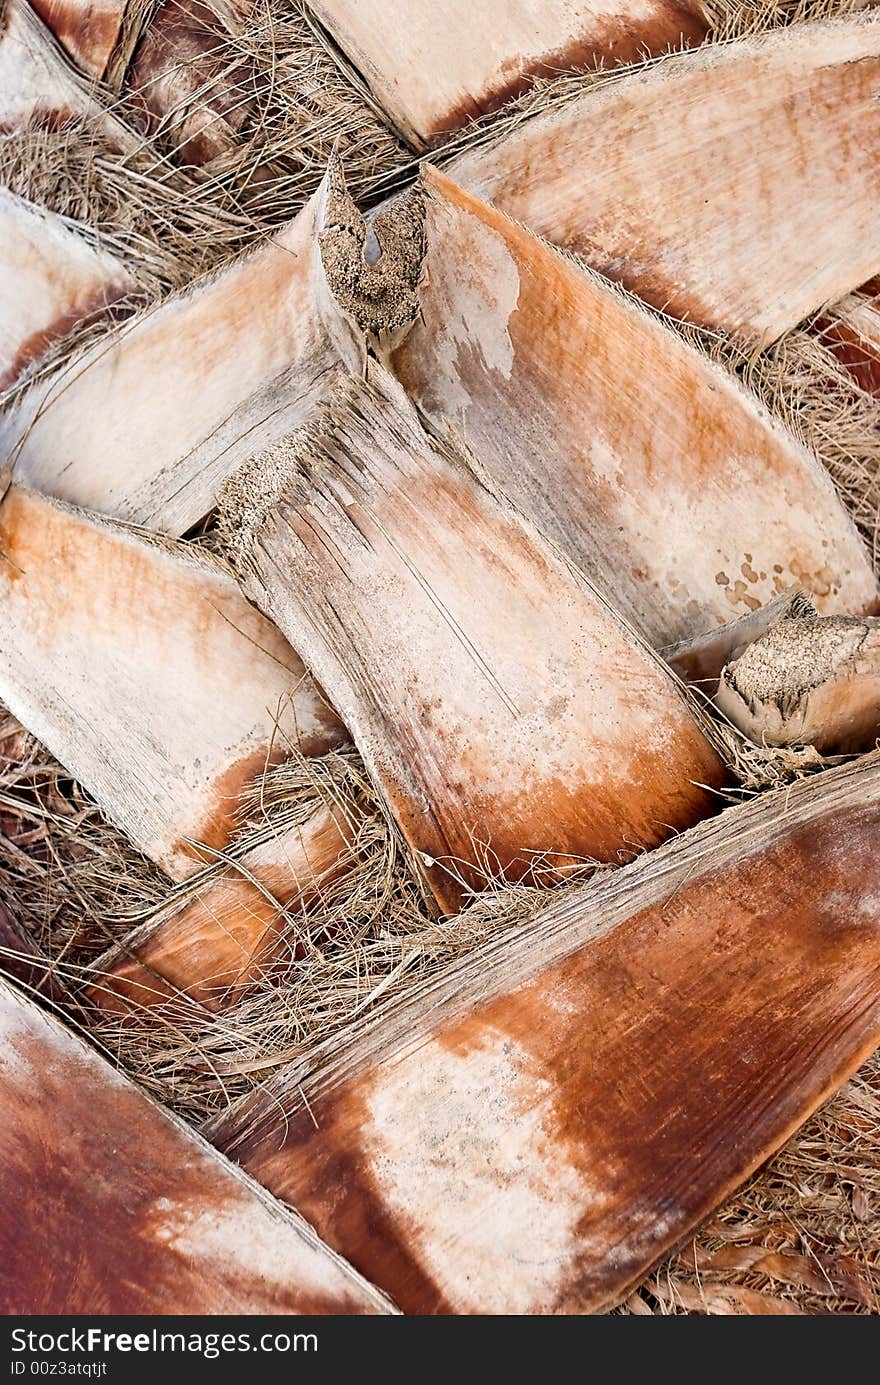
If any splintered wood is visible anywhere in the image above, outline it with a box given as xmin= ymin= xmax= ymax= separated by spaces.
xmin=309 ymin=0 xmax=709 ymax=145
xmin=211 ymin=756 xmax=880 ymax=1314
xmin=0 ymin=187 xmax=136 ymax=391
xmin=450 ymin=15 xmax=880 ymax=342
xmin=221 ymin=365 xmax=724 ymax=913
xmin=0 ymin=976 xmax=392 ymax=1314
xmin=356 ymin=165 xmax=877 ymax=647
xmin=0 ymin=486 xmax=345 ymax=878
xmin=2 ymin=190 xmax=343 ymax=535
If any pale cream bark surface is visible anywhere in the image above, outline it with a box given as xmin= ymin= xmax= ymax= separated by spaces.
xmin=4 ymin=190 xmax=343 ymax=536
xmin=372 ymin=168 xmax=878 ymax=647
xmin=0 ymin=486 xmax=345 ymax=878
xmin=310 ymin=0 xmax=708 ymax=144
xmin=0 ymin=188 xmax=136 ymax=390
xmin=223 ymin=366 xmax=724 ymax=914
xmin=0 ymin=975 xmax=393 ymax=1314
xmin=449 ymin=15 xmax=880 ymax=342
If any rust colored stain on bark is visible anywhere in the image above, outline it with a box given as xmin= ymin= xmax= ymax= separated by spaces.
xmin=29 ymin=0 xmax=123 ymax=78
xmin=0 ymin=285 xmax=136 ymax=392
xmin=0 ymin=978 xmax=386 ymax=1314
xmin=222 ymin=800 xmax=880 ymax=1314
xmin=94 ymin=805 xmax=357 ymax=1011
xmin=816 ymin=312 xmax=880 ymax=399
xmin=431 ymin=4 xmax=709 ymax=140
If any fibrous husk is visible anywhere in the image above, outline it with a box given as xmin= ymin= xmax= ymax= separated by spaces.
xmin=220 ymin=362 xmax=725 ymax=913
xmin=326 ymin=162 xmax=878 ymax=647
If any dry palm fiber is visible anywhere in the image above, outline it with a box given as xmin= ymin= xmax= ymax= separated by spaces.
xmin=2 ymin=716 xmax=877 ymax=1312
xmin=305 ymin=0 xmax=710 ymax=147
xmin=816 ymin=282 xmax=880 ymax=400
xmin=0 ymin=186 xmax=141 ymax=392
xmin=89 ymin=763 xmax=362 ymax=1013
xmin=0 ymin=1 xmax=407 ymax=303
xmin=8 ymin=147 xmax=879 ymax=625
xmin=0 ymin=0 xmax=875 ymax=1318
xmin=219 ymin=362 xmax=725 ymax=914
xmin=0 ymin=0 xmax=256 ymax=296
xmin=0 ymin=0 xmax=135 ymax=140
xmin=203 ymin=752 xmax=880 ymax=1314
xmin=126 ymin=0 xmax=260 ymax=165
xmin=443 ymin=11 xmax=880 ymax=344
xmin=0 ymin=973 xmax=393 ymax=1315
xmin=318 ymin=159 xmax=879 ymax=646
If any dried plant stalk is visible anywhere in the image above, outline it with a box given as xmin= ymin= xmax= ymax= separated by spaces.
xmin=210 ymin=753 xmax=880 ymax=1314
xmin=220 ymin=365 xmax=724 ymax=913
xmin=330 ymin=164 xmax=877 ymax=646
xmin=0 ymin=974 xmax=392 ymax=1314
xmin=0 ymin=485 xmax=345 ymax=877
xmin=447 ymin=14 xmax=880 ymax=343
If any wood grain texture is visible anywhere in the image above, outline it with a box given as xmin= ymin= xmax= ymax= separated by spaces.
xmin=310 ymin=0 xmax=708 ymax=145
xmin=4 ymin=190 xmax=342 ymax=536
xmin=128 ymin=0 xmax=256 ymax=164
xmin=382 ymin=168 xmax=879 ymax=647
xmin=29 ymin=0 xmax=124 ymax=77
xmin=229 ymin=366 xmax=724 ymax=913
xmin=0 ymin=188 xmax=137 ymax=391
xmin=449 ymin=15 xmax=880 ymax=342
xmin=92 ymin=804 xmax=357 ymax=1011
xmin=0 ymin=486 xmax=345 ymax=878
xmin=212 ymin=755 xmax=880 ymax=1314
xmin=0 ymin=975 xmax=392 ymax=1314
